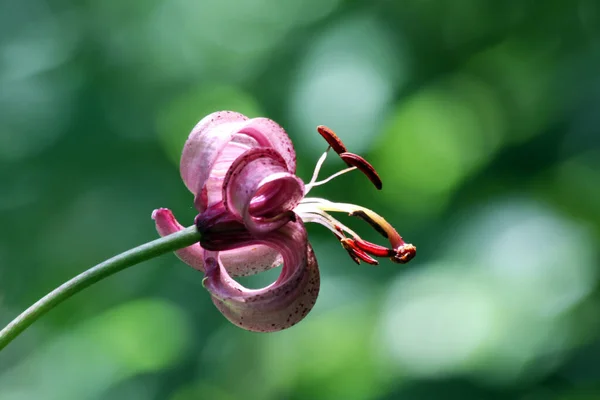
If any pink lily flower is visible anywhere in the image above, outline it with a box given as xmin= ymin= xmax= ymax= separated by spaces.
xmin=153 ymin=111 xmax=415 ymax=332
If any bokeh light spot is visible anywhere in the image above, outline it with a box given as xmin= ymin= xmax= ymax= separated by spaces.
xmin=375 ymin=75 xmax=504 ymax=215
xmin=289 ymin=14 xmax=410 ymax=155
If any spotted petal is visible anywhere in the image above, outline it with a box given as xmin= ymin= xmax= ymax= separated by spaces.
xmin=180 ymin=111 xmax=250 ymax=211
xmin=152 ymin=208 xmax=281 ymax=276
xmin=238 ymin=117 xmax=297 ymax=173
xmin=222 ymin=148 xmax=304 ymax=234
xmin=152 ymin=208 xmax=205 ymax=271
xmin=202 ymin=219 xmax=320 ymax=332
xmin=180 ymin=111 xmax=298 ymax=213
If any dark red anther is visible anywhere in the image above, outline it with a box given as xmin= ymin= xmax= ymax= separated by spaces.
xmin=353 ymin=238 xmax=394 ymax=258
xmin=343 ymin=247 xmax=361 ymax=264
xmin=340 ymin=239 xmax=361 ymax=264
xmin=317 ymin=125 xmax=347 ymax=154
xmin=339 ymin=152 xmax=382 ymax=190
xmin=341 ymin=239 xmax=379 ymax=265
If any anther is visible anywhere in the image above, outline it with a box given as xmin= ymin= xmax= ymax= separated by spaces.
xmin=341 ymin=239 xmax=379 ymax=265
xmin=339 ymin=152 xmax=382 ymax=190
xmin=317 ymin=125 xmax=347 ymax=154
xmin=353 ymin=238 xmax=394 ymax=258
xmin=340 ymin=239 xmax=361 ymax=264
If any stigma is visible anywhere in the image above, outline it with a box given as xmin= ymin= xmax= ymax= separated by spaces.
xmin=294 ymin=126 xmax=416 ymax=265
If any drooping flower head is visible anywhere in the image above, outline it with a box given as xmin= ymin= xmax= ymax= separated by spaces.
xmin=153 ymin=111 xmax=415 ymax=332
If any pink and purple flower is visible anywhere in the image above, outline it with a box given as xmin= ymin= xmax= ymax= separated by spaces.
xmin=153 ymin=111 xmax=415 ymax=332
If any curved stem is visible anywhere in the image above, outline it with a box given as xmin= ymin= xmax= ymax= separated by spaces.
xmin=0 ymin=226 xmax=201 ymax=352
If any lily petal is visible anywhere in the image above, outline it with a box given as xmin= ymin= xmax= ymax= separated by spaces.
xmin=180 ymin=112 xmax=299 ymax=214
xmin=151 ymin=208 xmax=205 ymax=271
xmin=223 ymin=148 xmax=304 ymax=234
xmin=238 ymin=117 xmax=297 ymax=173
xmin=202 ymin=220 xmax=320 ymax=332
xmin=180 ymin=111 xmax=250 ymax=211
xmin=221 ymin=247 xmax=282 ymax=277
xmin=152 ymin=208 xmax=281 ymax=276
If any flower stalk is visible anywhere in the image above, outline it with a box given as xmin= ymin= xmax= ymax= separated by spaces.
xmin=0 ymin=225 xmax=201 ymax=352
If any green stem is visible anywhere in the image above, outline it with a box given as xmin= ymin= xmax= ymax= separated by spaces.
xmin=0 ymin=226 xmax=201 ymax=352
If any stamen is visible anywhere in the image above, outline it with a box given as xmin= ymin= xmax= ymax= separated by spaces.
xmin=306 ymin=150 xmax=329 ymax=189
xmin=307 ymin=127 xmax=382 ymax=194
xmin=314 ymin=201 xmax=401 ymax=245
xmin=297 ymin=207 xmax=380 ymax=265
xmin=341 ymin=241 xmax=361 ymax=264
xmin=353 ymin=238 xmax=393 ymax=258
xmin=349 ymin=210 xmax=389 ymax=238
xmin=339 ymin=152 xmax=383 ymax=190
xmin=308 ymin=166 xmax=357 ymax=189
xmin=317 ymin=125 xmax=347 ymax=154
xmin=295 ymin=205 xmax=361 ymax=239
xmin=341 ymin=239 xmax=379 ymax=265
xmin=299 ymin=212 xmax=345 ymax=240
xmin=298 ymin=199 xmax=416 ymax=264
xmin=297 ymin=202 xmax=403 ymax=265
xmin=305 ymin=149 xmax=355 ymax=196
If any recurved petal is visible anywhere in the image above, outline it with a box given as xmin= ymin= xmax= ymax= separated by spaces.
xmin=220 ymin=246 xmax=282 ymax=277
xmin=153 ymin=208 xmax=280 ymax=276
xmin=202 ymin=220 xmax=320 ymax=332
xmin=151 ymin=208 xmax=205 ymax=271
xmin=238 ymin=117 xmax=297 ymax=173
xmin=201 ymin=136 xmax=255 ymax=211
xmin=180 ymin=111 xmax=249 ymax=211
xmin=223 ymin=147 xmax=304 ymax=234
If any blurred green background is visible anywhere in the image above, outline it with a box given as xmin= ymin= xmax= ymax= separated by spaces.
xmin=1 ymin=0 xmax=600 ymax=399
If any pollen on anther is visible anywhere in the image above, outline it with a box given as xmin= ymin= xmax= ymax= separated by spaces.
xmin=316 ymin=125 xmax=347 ymax=154
xmin=339 ymin=152 xmax=382 ymax=190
